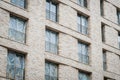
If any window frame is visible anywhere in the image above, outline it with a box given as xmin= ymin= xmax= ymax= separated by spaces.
xmin=101 ymin=24 xmax=105 ymax=42
xmin=46 ymin=0 xmax=58 ymax=22
xmin=78 ymin=41 xmax=89 ymax=64
xmin=9 ymin=15 xmax=27 ymax=43
xmin=103 ymin=50 xmax=107 ymax=71
xmin=78 ymin=71 xmax=90 ymax=80
xmin=6 ymin=50 xmax=25 ymax=80
xmin=100 ymin=0 xmax=104 ymax=16
xmin=77 ymin=14 xmax=88 ymax=35
xmin=117 ymin=9 xmax=120 ymax=25
xmin=45 ymin=29 xmax=58 ymax=54
xmin=77 ymin=0 xmax=87 ymax=8
xmin=45 ymin=61 xmax=58 ymax=80
xmin=10 ymin=0 xmax=27 ymax=9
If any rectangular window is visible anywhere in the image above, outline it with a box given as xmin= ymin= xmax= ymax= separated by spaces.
xmin=9 ymin=16 xmax=26 ymax=43
xmin=7 ymin=50 xmax=25 ymax=80
xmin=46 ymin=0 xmax=58 ymax=22
xmin=11 ymin=0 xmax=26 ymax=8
xmin=101 ymin=24 xmax=105 ymax=42
xmin=78 ymin=14 xmax=88 ymax=34
xmin=45 ymin=62 xmax=58 ymax=80
xmin=118 ymin=33 xmax=120 ymax=49
xmin=79 ymin=71 xmax=90 ymax=80
xmin=103 ymin=51 xmax=107 ymax=70
xmin=100 ymin=0 xmax=104 ymax=16
xmin=77 ymin=0 xmax=87 ymax=7
xmin=117 ymin=9 xmax=120 ymax=24
xmin=45 ymin=29 xmax=58 ymax=54
xmin=78 ymin=42 xmax=89 ymax=64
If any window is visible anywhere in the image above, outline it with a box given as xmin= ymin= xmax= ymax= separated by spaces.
xmin=79 ymin=71 xmax=90 ymax=80
xmin=104 ymin=77 xmax=115 ymax=80
xmin=45 ymin=62 xmax=58 ymax=80
xmin=100 ymin=0 xmax=104 ymax=16
xmin=78 ymin=42 xmax=89 ymax=64
xmin=118 ymin=33 xmax=120 ymax=49
xmin=46 ymin=0 xmax=58 ymax=22
xmin=11 ymin=0 xmax=26 ymax=8
xmin=7 ymin=51 xmax=25 ymax=80
xmin=101 ymin=24 xmax=105 ymax=42
xmin=77 ymin=0 xmax=87 ymax=7
xmin=117 ymin=9 xmax=120 ymax=24
xmin=45 ymin=29 xmax=58 ymax=54
xmin=9 ymin=16 xmax=26 ymax=43
xmin=78 ymin=14 xmax=88 ymax=34
xmin=103 ymin=51 xmax=107 ymax=70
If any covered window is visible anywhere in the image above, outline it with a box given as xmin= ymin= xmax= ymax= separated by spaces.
xmin=7 ymin=51 xmax=25 ymax=80
xmin=103 ymin=51 xmax=107 ymax=70
xmin=78 ymin=15 xmax=88 ymax=34
xmin=101 ymin=24 xmax=105 ymax=42
xmin=79 ymin=71 xmax=90 ymax=80
xmin=100 ymin=0 xmax=104 ymax=16
xmin=117 ymin=10 xmax=120 ymax=24
xmin=9 ymin=16 xmax=26 ymax=43
xmin=78 ymin=42 xmax=89 ymax=64
xmin=77 ymin=0 xmax=87 ymax=7
xmin=45 ymin=62 xmax=58 ymax=80
xmin=11 ymin=0 xmax=26 ymax=8
xmin=46 ymin=0 xmax=58 ymax=22
xmin=45 ymin=29 xmax=58 ymax=54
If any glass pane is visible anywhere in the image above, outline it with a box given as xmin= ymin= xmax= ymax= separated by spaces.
xmin=9 ymin=28 xmax=17 ymax=41
xmin=50 ymin=64 xmax=57 ymax=77
xmin=46 ymin=0 xmax=50 ymax=10
xmin=77 ymin=0 xmax=81 ymax=5
xmin=10 ymin=17 xmax=17 ymax=30
xmin=15 ymin=55 xmax=24 ymax=80
xmin=51 ymin=4 xmax=56 ymax=13
xmin=19 ymin=0 xmax=25 ymax=8
xmin=78 ymin=43 xmax=82 ymax=54
xmin=7 ymin=52 xmax=15 ymax=79
xmin=45 ymin=62 xmax=50 ymax=75
xmin=79 ymin=72 xmax=89 ymax=80
xmin=81 ymin=0 xmax=84 ymax=6
xmin=81 ymin=16 xmax=87 ymax=34
xmin=17 ymin=19 xmax=25 ymax=33
xmin=11 ymin=0 xmax=17 ymax=5
xmin=11 ymin=0 xmax=25 ymax=8
xmin=50 ymin=32 xmax=57 ymax=53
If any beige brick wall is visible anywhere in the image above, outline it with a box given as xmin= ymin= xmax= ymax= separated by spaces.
xmin=0 ymin=46 xmax=7 ymax=78
xmin=0 ymin=0 xmax=120 ymax=80
xmin=104 ymin=1 xmax=118 ymax=24
xmin=105 ymin=25 xmax=119 ymax=48
xmin=59 ymin=65 xmax=78 ymax=80
xmin=107 ymin=51 xmax=120 ymax=75
xmin=59 ymin=3 xmax=77 ymax=31
xmin=0 ymin=8 xmax=9 ymax=38
xmin=59 ymin=33 xmax=78 ymax=61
